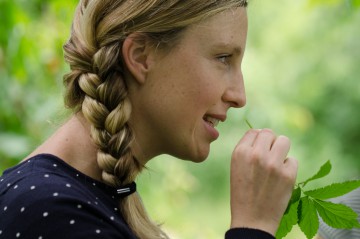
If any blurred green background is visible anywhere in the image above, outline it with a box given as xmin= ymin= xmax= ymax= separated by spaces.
xmin=0 ymin=0 xmax=359 ymax=238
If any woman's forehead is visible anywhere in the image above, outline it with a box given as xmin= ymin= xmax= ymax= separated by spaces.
xmin=182 ymin=8 xmax=248 ymax=50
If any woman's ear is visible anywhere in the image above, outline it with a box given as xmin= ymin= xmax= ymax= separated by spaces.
xmin=122 ymin=33 xmax=153 ymax=84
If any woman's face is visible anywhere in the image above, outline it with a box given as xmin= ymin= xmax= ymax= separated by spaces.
xmin=130 ymin=7 xmax=248 ymax=163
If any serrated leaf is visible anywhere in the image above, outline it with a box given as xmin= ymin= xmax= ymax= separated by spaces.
xmin=313 ymin=199 xmax=360 ymax=229
xmin=283 ymin=187 xmax=301 ymax=215
xmin=298 ymin=197 xmax=319 ymax=239
xmin=302 ymin=160 xmax=331 ymax=187
xmin=304 ymin=180 xmax=360 ymax=200
xmin=276 ymin=201 xmax=299 ymax=239
xmin=290 ymin=187 xmax=301 ymax=204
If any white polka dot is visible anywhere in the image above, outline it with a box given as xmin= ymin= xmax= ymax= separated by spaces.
xmin=53 ymin=192 xmax=59 ymax=197
xmin=0 ymin=230 xmax=2 ymax=234
xmin=7 ymin=183 xmax=11 ymax=187
xmin=66 ymin=183 xmax=71 ymax=188
xmin=28 ymin=160 xmax=31 ymax=163
xmin=76 ymin=174 xmax=79 ymax=177
xmin=95 ymin=229 xmax=101 ymax=234
xmin=87 ymin=201 xmax=91 ymax=204
xmin=17 ymin=171 xmax=21 ymax=174
xmin=70 ymin=219 xmax=75 ymax=224
xmin=13 ymin=185 xmax=18 ymax=189
xmin=4 ymin=206 xmax=7 ymax=211
xmin=20 ymin=207 xmax=25 ymax=212
xmin=94 ymin=201 xmax=98 ymax=205
xmin=0 ymin=178 xmax=3 ymax=182
xmin=38 ymin=236 xmax=43 ymax=239
xmin=30 ymin=186 xmax=36 ymax=190
xmin=77 ymin=204 xmax=82 ymax=209
xmin=44 ymin=174 xmax=49 ymax=178
xmin=110 ymin=216 xmax=114 ymax=221
xmin=43 ymin=212 xmax=49 ymax=217
xmin=16 ymin=232 xmax=21 ymax=237
xmin=92 ymin=183 xmax=96 ymax=186
xmin=53 ymin=164 xmax=57 ymax=167
xmin=114 ymin=207 xmax=118 ymax=211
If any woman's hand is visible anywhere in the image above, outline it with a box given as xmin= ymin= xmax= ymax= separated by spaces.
xmin=230 ymin=129 xmax=298 ymax=236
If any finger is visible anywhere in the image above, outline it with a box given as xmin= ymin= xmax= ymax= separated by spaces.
xmin=253 ymin=129 xmax=276 ymax=151
xmin=270 ymin=135 xmax=291 ymax=165
xmin=284 ymin=156 xmax=298 ymax=169
xmin=237 ymin=129 xmax=260 ymax=148
xmin=284 ymin=156 xmax=298 ymax=180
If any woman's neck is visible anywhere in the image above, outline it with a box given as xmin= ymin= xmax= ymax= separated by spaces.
xmin=24 ymin=113 xmax=102 ymax=181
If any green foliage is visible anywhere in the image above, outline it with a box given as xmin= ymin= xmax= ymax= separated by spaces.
xmin=304 ymin=181 xmax=360 ymax=199
xmin=298 ymin=197 xmax=319 ymax=239
xmin=301 ymin=160 xmax=331 ymax=187
xmin=277 ymin=200 xmax=300 ymax=239
xmin=276 ymin=161 xmax=360 ymax=239
xmin=314 ymin=199 xmax=360 ymax=229
xmin=1 ymin=1 xmax=360 ymax=238
xmin=308 ymin=0 xmax=360 ymax=7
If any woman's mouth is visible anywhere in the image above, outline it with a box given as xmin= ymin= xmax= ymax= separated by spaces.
xmin=203 ymin=115 xmax=220 ymax=128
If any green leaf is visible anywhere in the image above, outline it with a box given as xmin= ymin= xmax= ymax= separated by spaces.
xmin=304 ymin=180 xmax=360 ymax=200
xmin=298 ymin=197 xmax=319 ymax=239
xmin=314 ymin=199 xmax=360 ymax=229
xmin=276 ymin=201 xmax=299 ymax=239
xmin=284 ymin=187 xmax=301 ymax=215
xmin=290 ymin=187 xmax=301 ymax=204
xmin=301 ymin=160 xmax=331 ymax=187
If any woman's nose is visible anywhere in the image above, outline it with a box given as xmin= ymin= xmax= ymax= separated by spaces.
xmin=222 ymin=72 xmax=246 ymax=108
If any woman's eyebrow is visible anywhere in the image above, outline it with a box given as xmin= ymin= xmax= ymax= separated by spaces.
xmin=212 ymin=43 xmax=243 ymax=55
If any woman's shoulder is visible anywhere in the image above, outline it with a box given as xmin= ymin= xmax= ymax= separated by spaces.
xmin=0 ymin=154 xmax=121 ymax=208
xmin=0 ymin=154 xmax=137 ymax=239
xmin=1 ymin=154 xmax=89 ymax=198
xmin=0 ymin=154 xmax=99 ymax=218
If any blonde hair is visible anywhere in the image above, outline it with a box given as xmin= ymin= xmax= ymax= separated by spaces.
xmin=63 ymin=0 xmax=248 ymax=238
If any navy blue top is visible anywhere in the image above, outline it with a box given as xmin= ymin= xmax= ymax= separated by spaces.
xmin=0 ymin=154 xmax=274 ymax=239
xmin=0 ymin=154 xmax=137 ymax=239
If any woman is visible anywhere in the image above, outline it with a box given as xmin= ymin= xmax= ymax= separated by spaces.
xmin=0 ymin=0 xmax=298 ymax=238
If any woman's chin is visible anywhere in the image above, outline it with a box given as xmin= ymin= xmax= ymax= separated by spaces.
xmin=185 ymin=148 xmax=210 ymax=163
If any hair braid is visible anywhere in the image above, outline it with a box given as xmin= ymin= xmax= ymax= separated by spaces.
xmin=66 ymin=36 xmax=166 ymax=237
xmin=79 ymin=43 xmax=140 ymax=186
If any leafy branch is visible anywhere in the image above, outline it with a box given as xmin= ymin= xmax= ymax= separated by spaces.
xmin=244 ymin=119 xmax=360 ymax=239
xmin=276 ymin=160 xmax=360 ymax=239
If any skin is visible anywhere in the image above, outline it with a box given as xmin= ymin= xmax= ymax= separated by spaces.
xmin=26 ymin=7 xmax=298 ymax=236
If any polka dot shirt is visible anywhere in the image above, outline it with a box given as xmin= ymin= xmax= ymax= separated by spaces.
xmin=0 ymin=154 xmax=137 ymax=239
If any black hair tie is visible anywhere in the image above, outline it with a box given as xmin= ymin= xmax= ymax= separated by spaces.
xmin=116 ymin=182 xmax=136 ymax=197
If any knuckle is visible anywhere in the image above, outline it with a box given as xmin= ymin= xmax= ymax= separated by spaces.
xmin=232 ymin=145 xmax=248 ymax=162
xmin=282 ymin=172 xmax=296 ymax=185
xmin=249 ymin=149 xmax=262 ymax=163
xmin=266 ymin=161 xmax=278 ymax=173
xmin=260 ymin=128 xmax=274 ymax=135
xmin=278 ymin=135 xmax=291 ymax=145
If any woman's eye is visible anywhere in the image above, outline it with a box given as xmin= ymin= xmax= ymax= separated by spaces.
xmin=217 ymin=55 xmax=232 ymax=65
